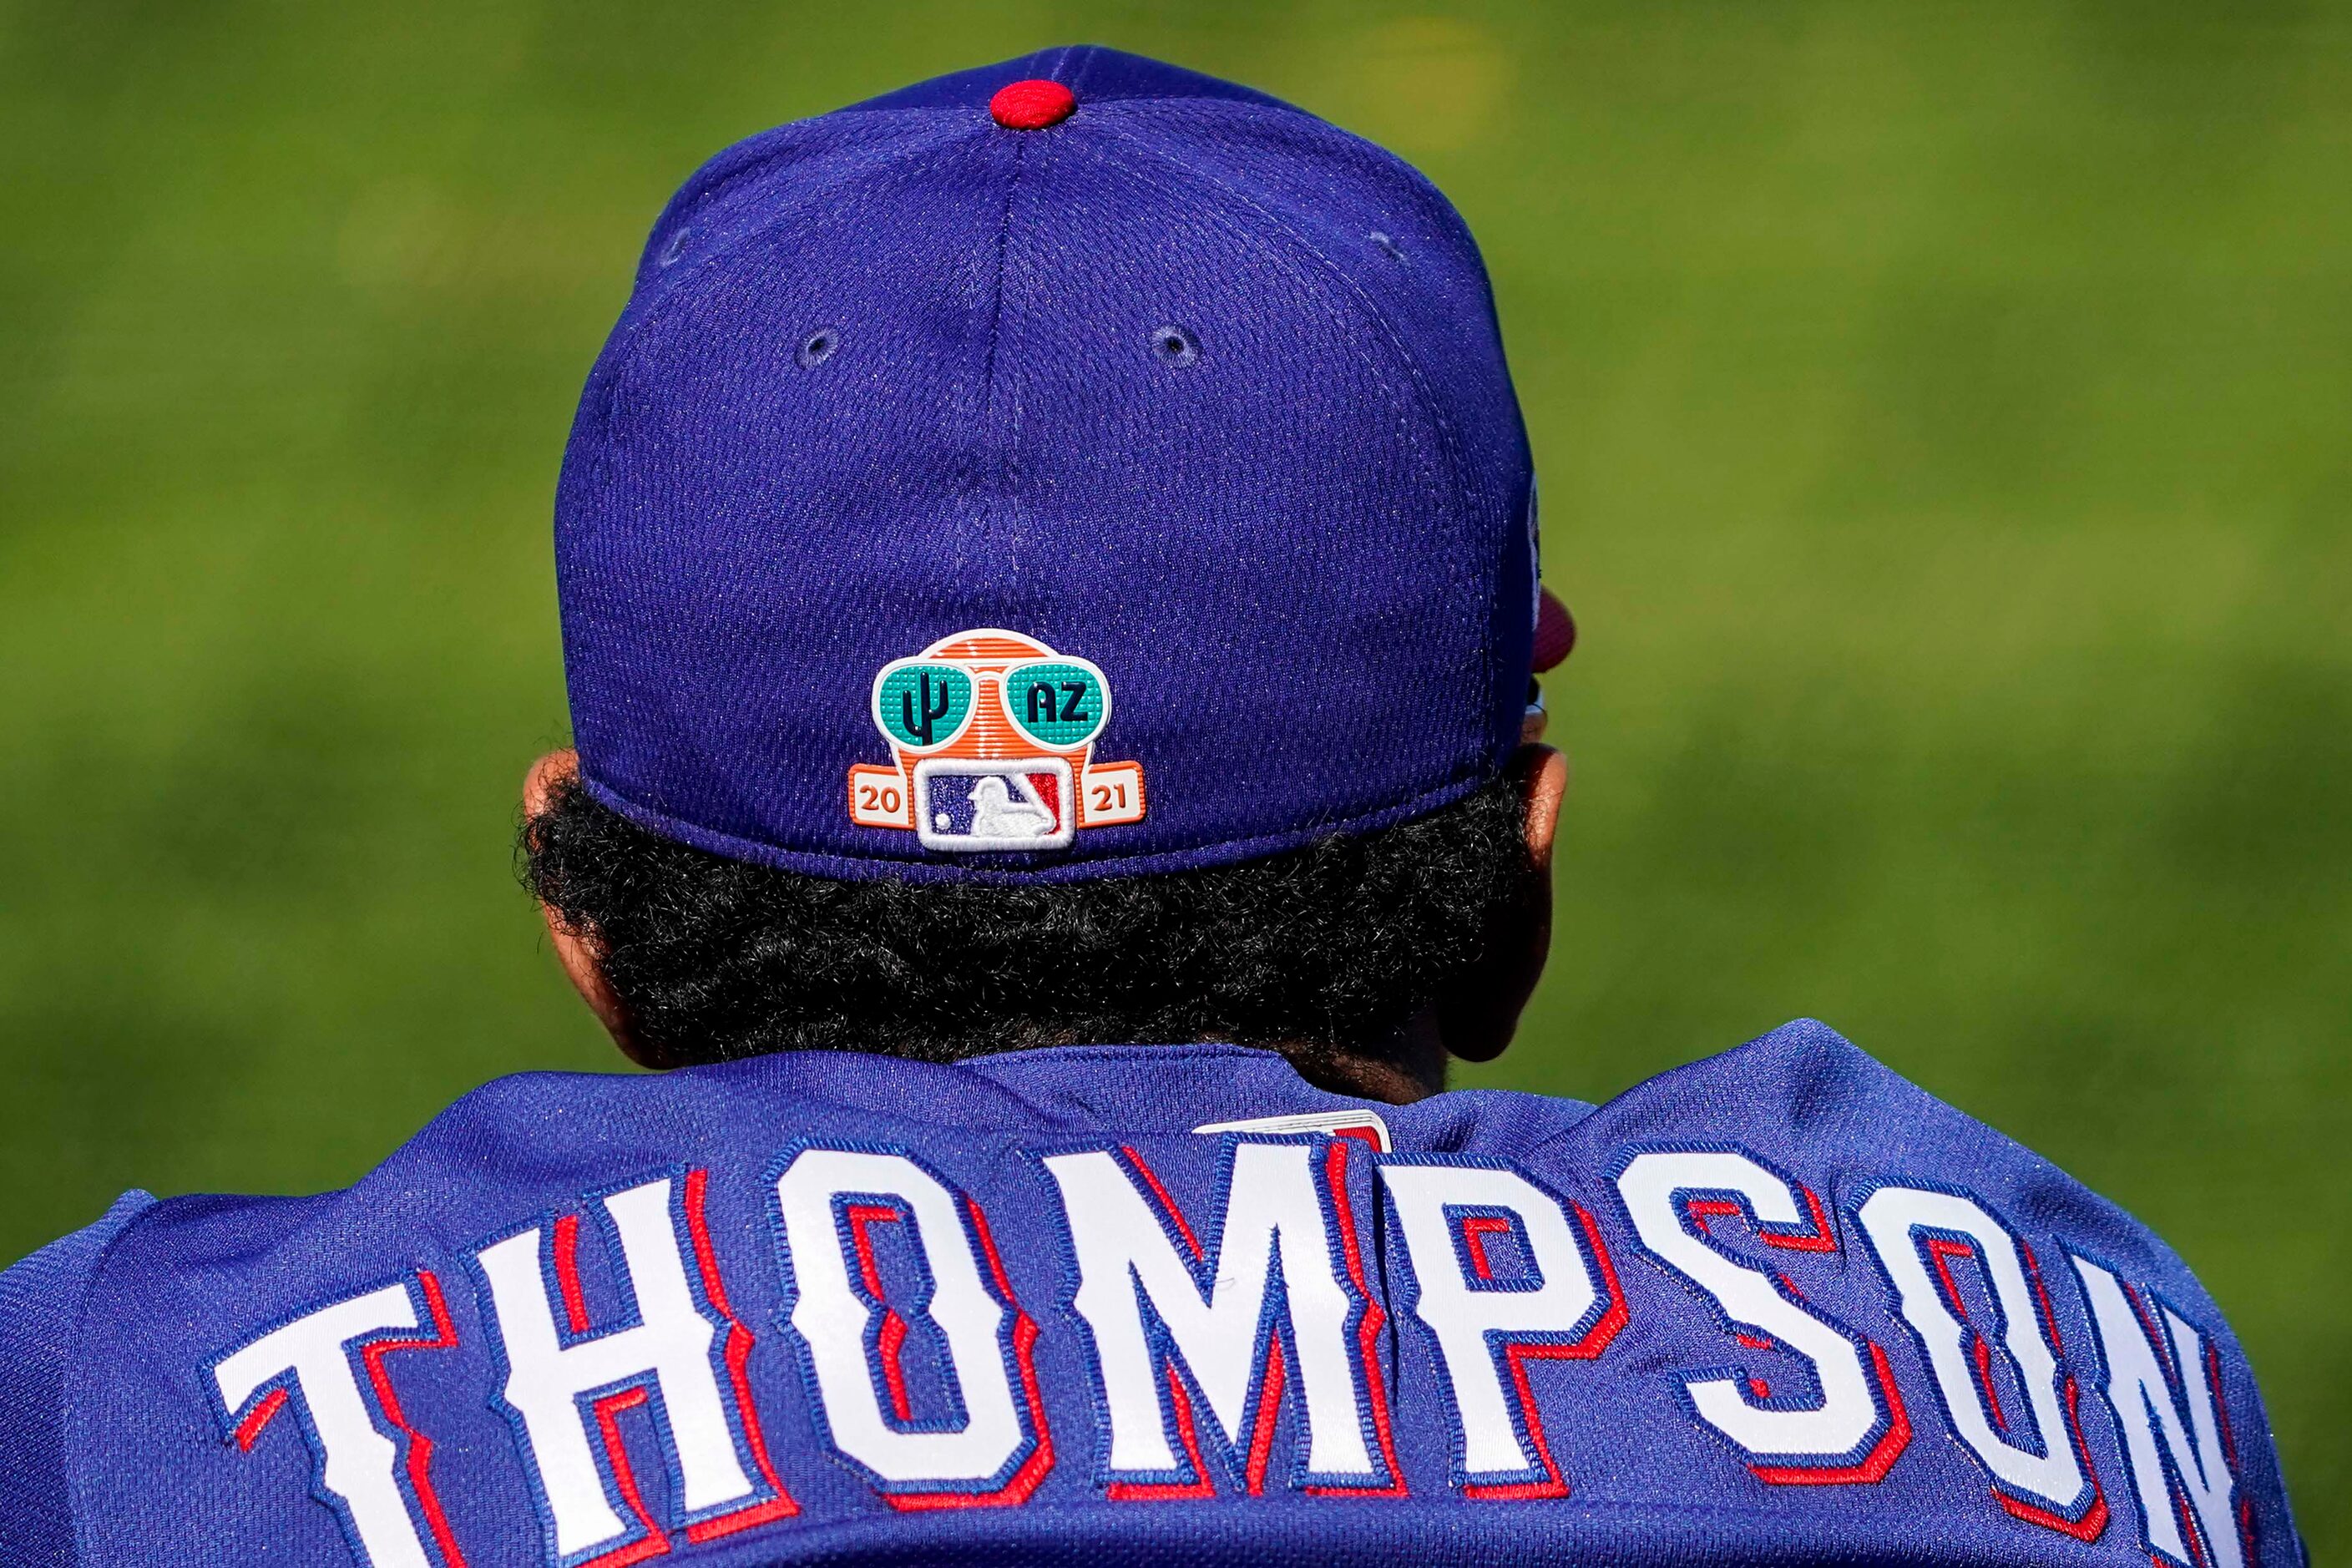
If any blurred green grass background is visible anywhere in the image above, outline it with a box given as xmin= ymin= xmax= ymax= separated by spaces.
xmin=2 ymin=0 xmax=2344 ymax=1547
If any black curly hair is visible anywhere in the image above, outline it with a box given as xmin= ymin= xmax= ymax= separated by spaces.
xmin=520 ymin=771 xmax=1537 ymax=1072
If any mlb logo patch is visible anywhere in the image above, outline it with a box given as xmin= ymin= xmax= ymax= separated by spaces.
xmin=917 ymin=758 xmax=1075 ymax=851
xmin=848 ymin=629 xmax=1146 ymax=853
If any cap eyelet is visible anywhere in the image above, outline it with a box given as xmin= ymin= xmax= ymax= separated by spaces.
xmin=796 ymin=326 xmax=841 ymax=368
xmin=1369 ymin=230 xmax=1405 ymax=262
xmin=658 ymin=227 xmax=692 ymax=267
xmin=1150 ymin=324 xmax=1201 ymax=367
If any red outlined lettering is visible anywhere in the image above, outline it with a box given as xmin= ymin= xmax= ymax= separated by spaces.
xmin=1304 ymin=1138 xmax=1408 ymax=1499
xmin=1459 ymin=1204 xmax=1628 ymax=1502
xmin=881 ymin=1196 xmax=1057 ymax=1511
xmin=679 ymin=1169 xmax=799 ymax=1543
xmin=1100 ymin=1147 xmax=1225 ymax=1502
xmin=1620 ymin=1150 xmax=1909 ymax=1489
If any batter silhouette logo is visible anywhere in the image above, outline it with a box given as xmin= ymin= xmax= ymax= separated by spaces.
xmin=851 ymin=629 xmax=1146 ymax=852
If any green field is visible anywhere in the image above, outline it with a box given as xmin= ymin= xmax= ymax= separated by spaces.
xmin=3 ymin=0 xmax=2345 ymax=1550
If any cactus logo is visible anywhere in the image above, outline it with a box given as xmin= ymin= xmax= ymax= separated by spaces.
xmin=850 ymin=629 xmax=1147 ymax=852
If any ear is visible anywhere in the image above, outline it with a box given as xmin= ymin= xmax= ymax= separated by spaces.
xmin=1435 ymin=742 xmax=1567 ymax=1065
xmin=524 ymin=750 xmax=664 ymax=1068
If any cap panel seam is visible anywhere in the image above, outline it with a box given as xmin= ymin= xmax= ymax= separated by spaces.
xmin=589 ymin=119 xmax=983 ymax=420
xmin=977 ymin=132 xmax=1032 ymax=595
xmin=562 ymin=126 xmax=1003 ymax=781
xmin=1090 ymin=116 xmax=1497 ymax=766
xmin=638 ymin=108 xmax=971 ymax=290
xmin=1093 ymin=119 xmax=1458 ymax=480
xmin=1104 ymin=96 xmax=1485 ymax=244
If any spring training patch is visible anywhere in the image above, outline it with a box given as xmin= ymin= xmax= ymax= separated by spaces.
xmin=849 ymin=629 xmax=1146 ymax=852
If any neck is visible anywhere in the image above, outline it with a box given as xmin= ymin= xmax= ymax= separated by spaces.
xmin=1272 ymin=1010 xmax=1448 ymax=1105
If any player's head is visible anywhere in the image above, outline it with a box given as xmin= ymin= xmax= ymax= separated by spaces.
xmin=524 ymin=47 xmax=1574 ymax=1096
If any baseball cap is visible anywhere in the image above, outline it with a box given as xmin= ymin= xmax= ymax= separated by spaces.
xmin=556 ymin=45 xmax=1561 ymax=881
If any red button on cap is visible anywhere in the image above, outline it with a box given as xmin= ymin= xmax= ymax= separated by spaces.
xmin=989 ymin=78 xmax=1077 ymax=130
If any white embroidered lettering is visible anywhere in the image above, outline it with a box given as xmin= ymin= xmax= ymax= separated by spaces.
xmin=475 ymin=1177 xmax=756 ymax=1561
xmin=1617 ymin=1151 xmax=1906 ymax=1480
xmin=2071 ymin=1257 xmax=2243 ymax=1568
xmin=773 ymin=1148 xmax=1041 ymax=1496
xmin=1044 ymin=1141 xmax=1373 ymax=1490
xmin=1382 ymin=1161 xmax=1621 ymax=1495
xmin=212 ymin=1277 xmax=453 ymax=1568
xmin=1859 ymin=1187 xmax=2095 ymax=1524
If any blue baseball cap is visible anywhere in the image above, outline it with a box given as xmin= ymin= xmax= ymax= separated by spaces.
xmin=556 ymin=45 xmax=1550 ymax=881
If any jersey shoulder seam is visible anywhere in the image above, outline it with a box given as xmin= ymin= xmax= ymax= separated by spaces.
xmin=53 ymin=1191 xmax=164 ymax=1568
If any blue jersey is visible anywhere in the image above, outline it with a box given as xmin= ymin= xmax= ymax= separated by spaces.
xmin=0 ymin=1021 xmax=2302 ymax=1566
